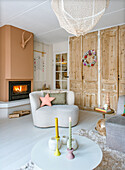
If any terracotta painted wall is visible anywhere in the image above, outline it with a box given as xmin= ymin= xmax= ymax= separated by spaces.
xmin=4 ymin=25 xmax=34 ymax=79
xmin=0 ymin=26 xmax=7 ymax=101
xmin=0 ymin=25 xmax=34 ymax=101
xmin=11 ymin=26 xmax=33 ymax=79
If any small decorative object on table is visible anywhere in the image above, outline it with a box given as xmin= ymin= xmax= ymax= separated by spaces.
xmin=48 ymin=137 xmax=61 ymax=151
xmin=106 ymin=92 xmax=110 ymax=109
xmin=103 ymin=104 xmax=108 ymax=111
xmin=95 ymin=107 xmax=114 ymax=118
xmin=67 ymin=117 xmax=75 ymax=160
xmin=122 ymin=103 xmax=125 ymax=116
xmin=96 ymin=92 xmax=111 ymax=116
xmin=61 ymin=136 xmax=68 ymax=145
xmin=54 ymin=118 xmax=61 ymax=156
xmin=95 ymin=107 xmax=112 ymax=113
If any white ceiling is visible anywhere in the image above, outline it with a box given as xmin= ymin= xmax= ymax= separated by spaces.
xmin=0 ymin=0 xmax=125 ymax=44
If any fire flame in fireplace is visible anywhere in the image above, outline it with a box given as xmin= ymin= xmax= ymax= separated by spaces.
xmin=13 ymin=85 xmax=27 ymax=93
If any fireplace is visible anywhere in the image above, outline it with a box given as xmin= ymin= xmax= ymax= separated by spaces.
xmin=9 ymin=81 xmax=31 ymax=101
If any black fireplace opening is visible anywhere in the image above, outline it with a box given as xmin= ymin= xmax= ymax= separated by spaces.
xmin=9 ymin=81 xmax=31 ymax=101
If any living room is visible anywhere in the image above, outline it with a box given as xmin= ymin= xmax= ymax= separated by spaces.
xmin=0 ymin=0 xmax=125 ymax=170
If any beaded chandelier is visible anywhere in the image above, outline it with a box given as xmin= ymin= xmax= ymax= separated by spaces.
xmin=51 ymin=0 xmax=109 ymax=36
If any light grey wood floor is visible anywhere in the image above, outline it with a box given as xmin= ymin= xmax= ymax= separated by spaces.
xmin=0 ymin=110 xmax=107 ymax=170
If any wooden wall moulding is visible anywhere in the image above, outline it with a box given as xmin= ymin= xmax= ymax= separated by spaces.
xmin=119 ymin=25 xmax=125 ymax=96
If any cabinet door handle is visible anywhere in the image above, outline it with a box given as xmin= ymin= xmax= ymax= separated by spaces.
xmin=118 ymin=75 xmax=120 ymax=80
xmin=82 ymin=76 xmax=84 ymax=80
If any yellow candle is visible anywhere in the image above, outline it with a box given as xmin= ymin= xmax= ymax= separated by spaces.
xmin=55 ymin=118 xmax=59 ymax=138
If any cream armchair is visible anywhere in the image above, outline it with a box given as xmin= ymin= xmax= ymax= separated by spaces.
xmin=29 ymin=90 xmax=79 ymax=128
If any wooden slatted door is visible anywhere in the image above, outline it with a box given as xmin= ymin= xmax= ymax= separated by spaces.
xmin=100 ymin=27 xmax=119 ymax=111
xmin=82 ymin=32 xmax=98 ymax=110
xmin=119 ymin=25 xmax=125 ymax=96
xmin=69 ymin=36 xmax=83 ymax=108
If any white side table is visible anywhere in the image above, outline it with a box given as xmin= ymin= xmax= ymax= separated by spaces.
xmin=31 ymin=135 xmax=102 ymax=170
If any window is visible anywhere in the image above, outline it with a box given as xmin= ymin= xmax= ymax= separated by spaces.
xmin=54 ymin=53 xmax=68 ymax=90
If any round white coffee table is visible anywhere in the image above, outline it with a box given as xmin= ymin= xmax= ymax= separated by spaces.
xmin=31 ymin=135 xmax=102 ymax=170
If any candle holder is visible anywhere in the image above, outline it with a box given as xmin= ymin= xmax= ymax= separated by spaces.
xmin=48 ymin=137 xmax=61 ymax=151
xmin=67 ymin=148 xmax=75 ymax=160
xmin=67 ymin=138 xmax=78 ymax=151
xmin=54 ymin=137 xmax=61 ymax=156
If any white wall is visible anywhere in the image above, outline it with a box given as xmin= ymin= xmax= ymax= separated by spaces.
xmin=53 ymin=41 xmax=68 ymax=54
xmin=33 ymin=40 xmax=68 ymax=91
xmin=33 ymin=41 xmax=53 ymax=90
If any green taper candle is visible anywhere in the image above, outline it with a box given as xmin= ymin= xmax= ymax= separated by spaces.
xmin=69 ymin=117 xmax=72 ymax=150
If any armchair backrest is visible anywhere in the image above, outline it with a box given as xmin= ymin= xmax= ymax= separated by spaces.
xmin=29 ymin=90 xmax=75 ymax=115
xmin=40 ymin=90 xmax=75 ymax=105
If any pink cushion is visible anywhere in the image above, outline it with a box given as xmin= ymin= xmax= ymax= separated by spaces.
xmin=40 ymin=94 xmax=55 ymax=107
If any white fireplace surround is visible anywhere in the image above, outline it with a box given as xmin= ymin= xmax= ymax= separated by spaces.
xmin=0 ymin=99 xmax=30 ymax=119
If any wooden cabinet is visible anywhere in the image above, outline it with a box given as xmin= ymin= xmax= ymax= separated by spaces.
xmin=69 ymin=25 xmax=125 ymax=111
xmin=82 ymin=32 xmax=98 ymax=109
xmin=69 ymin=33 xmax=98 ymax=110
xmin=69 ymin=36 xmax=83 ymax=108
xmin=119 ymin=25 xmax=125 ymax=96
xmin=100 ymin=27 xmax=119 ymax=111
xmin=100 ymin=25 xmax=125 ymax=111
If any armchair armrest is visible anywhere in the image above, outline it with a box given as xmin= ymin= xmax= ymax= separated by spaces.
xmin=117 ymin=95 xmax=125 ymax=115
xmin=67 ymin=91 xmax=75 ymax=105
xmin=29 ymin=91 xmax=44 ymax=115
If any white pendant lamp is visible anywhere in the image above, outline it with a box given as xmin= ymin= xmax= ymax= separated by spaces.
xmin=51 ymin=0 xmax=109 ymax=36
